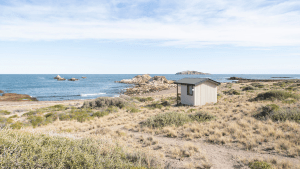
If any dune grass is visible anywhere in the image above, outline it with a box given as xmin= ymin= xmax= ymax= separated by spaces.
xmin=0 ymin=129 xmax=158 ymax=169
xmin=142 ymin=112 xmax=215 ymax=128
xmin=253 ymin=90 xmax=300 ymax=101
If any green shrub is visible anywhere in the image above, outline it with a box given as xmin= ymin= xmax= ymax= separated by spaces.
xmin=127 ymin=107 xmax=140 ymax=113
xmin=273 ymin=82 xmax=288 ymax=88
xmin=251 ymin=83 xmax=265 ymax=88
xmin=27 ymin=116 xmax=44 ymax=128
xmin=249 ymin=161 xmax=271 ymax=169
xmin=254 ymin=104 xmax=280 ymax=119
xmin=40 ymin=104 xmax=67 ymax=112
xmin=8 ymin=115 xmax=18 ymax=118
xmin=253 ymin=90 xmax=300 ymax=101
xmin=255 ymin=106 xmax=300 ymax=123
xmin=0 ymin=130 xmax=159 ymax=169
xmin=282 ymin=99 xmax=296 ymax=104
xmin=190 ymin=112 xmax=215 ymax=122
xmin=106 ymin=106 xmax=119 ymax=113
xmin=10 ymin=122 xmax=23 ymax=129
xmin=242 ymin=86 xmax=255 ymax=91
xmin=134 ymin=97 xmax=154 ymax=102
xmin=223 ymin=89 xmax=240 ymax=95
xmin=0 ymin=110 xmax=11 ymax=115
xmin=270 ymin=108 xmax=300 ymax=122
xmin=82 ymin=97 xmax=128 ymax=109
xmin=92 ymin=111 xmax=109 ymax=117
xmin=142 ymin=112 xmax=191 ymax=128
xmin=187 ymin=108 xmax=197 ymax=113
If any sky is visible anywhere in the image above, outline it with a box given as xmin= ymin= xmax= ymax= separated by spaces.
xmin=0 ymin=0 xmax=300 ymax=74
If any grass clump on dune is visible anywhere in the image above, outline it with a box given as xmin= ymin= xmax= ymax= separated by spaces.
xmin=82 ymin=97 xmax=128 ymax=109
xmin=143 ymin=112 xmax=215 ymax=128
xmin=0 ymin=129 xmax=159 ymax=169
xmin=133 ymin=97 xmax=154 ymax=102
xmin=255 ymin=105 xmax=300 ymax=123
xmin=0 ymin=110 xmax=11 ymax=115
xmin=223 ymin=89 xmax=240 ymax=95
xmin=253 ymin=90 xmax=300 ymax=101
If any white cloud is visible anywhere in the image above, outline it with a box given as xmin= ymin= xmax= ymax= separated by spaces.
xmin=1 ymin=0 xmax=300 ymax=47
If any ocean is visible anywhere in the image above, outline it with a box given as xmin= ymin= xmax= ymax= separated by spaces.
xmin=0 ymin=74 xmax=299 ymax=101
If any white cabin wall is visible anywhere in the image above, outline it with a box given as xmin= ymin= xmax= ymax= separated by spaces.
xmin=200 ymin=82 xmax=217 ymax=106
xmin=181 ymin=85 xmax=194 ymax=105
xmin=194 ymin=85 xmax=201 ymax=106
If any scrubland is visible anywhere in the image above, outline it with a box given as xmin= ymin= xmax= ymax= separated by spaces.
xmin=1 ymin=81 xmax=300 ymax=168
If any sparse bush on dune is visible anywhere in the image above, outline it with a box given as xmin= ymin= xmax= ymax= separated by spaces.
xmin=143 ymin=112 xmax=191 ymax=128
xmin=82 ymin=97 xmax=128 ymax=109
xmin=143 ymin=111 xmax=215 ymax=128
xmin=0 ymin=129 xmax=160 ymax=169
xmin=223 ymin=89 xmax=240 ymax=95
xmin=242 ymin=86 xmax=255 ymax=91
xmin=255 ymin=105 xmax=300 ymax=123
xmin=189 ymin=112 xmax=215 ymax=122
xmin=0 ymin=110 xmax=11 ymax=115
xmin=134 ymin=97 xmax=154 ymax=102
xmin=251 ymin=83 xmax=265 ymax=88
xmin=253 ymin=90 xmax=300 ymax=101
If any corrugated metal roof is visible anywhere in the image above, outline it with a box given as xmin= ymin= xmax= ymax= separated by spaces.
xmin=174 ymin=78 xmax=220 ymax=86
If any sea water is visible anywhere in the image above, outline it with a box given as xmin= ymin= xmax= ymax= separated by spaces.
xmin=0 ymin=74 xmax=299 ymax=101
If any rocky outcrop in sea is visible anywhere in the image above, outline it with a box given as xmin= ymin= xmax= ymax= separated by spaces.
xmin=115 ymin=74 xmax=176 ymax=95
xmin=54 ymin=75 xmax=66 ymax=81
xmin=176 ymin=71 xmax=210 ymax=75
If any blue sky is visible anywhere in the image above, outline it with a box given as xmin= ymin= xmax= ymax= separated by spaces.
xmin=1 ymin=0 xmax=300 ymax=74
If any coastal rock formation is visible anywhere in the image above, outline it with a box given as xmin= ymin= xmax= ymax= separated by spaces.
xmin=116 ymin=74 xmax=176 ymax=95
xmin=0 ymin=90 xmax=3 ymax=93
xmin=54 ymin=75 xmax=67 ymax=81
xmin=0 ymin=93 xmax=38 ymax=101
xmin=82 ymin=77 xmax=87 ymax=79
xmin=57 ymin=78 xmax=66 ymax=81
xmin=176 ymin=71 xmax=210 ymax=75
xmin=68 ymin=78 xmax=79 ymax=81
xmin=54 ymin=75 xmax=62 ymax=79
xmin=116 ymin=74 xmax=151 ymax=84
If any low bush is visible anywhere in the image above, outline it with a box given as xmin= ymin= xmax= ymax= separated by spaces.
xmin=249 ymin=161 xmax=271 ymax=169
xmin=82 ymin=97 xmax=128 ymax=109
xmin=0 ymin=117 xmax=13 ymax=128
xmin=134 ymin=97 xmax=154 ymax=102
xmin=147 ymin=101 xmax=164 ymax=109
xmin=253 ymin=90 xmax=300 ymax=101
xmin=282 ymin=99 xmax=296 ymax=104
xmin=190 ymin=112 xmax=215 ymax=122
xmin=254 ymin=106 xmax=300 ymax=123
xmin=223 ymin=89 xmax=240 ymax=95
xmin=242 ymin=86 xmax=255 ymax=91
xmin=270 ymin=108 xmax=300 ymax=122
xmin=8 ymin=115 xmax=18 ymax=118
xmin=251 ymin=83 xmax=265 ymax=88
xmin=143 ymin=112 xmax=191 ymax=128
xmin=127 ymin=107 xmax=140 ymax=113
xmin=92 ymin=111 xmax=109 ymax=117
xmin=27 ymin=115 xmax=44 ymax=128
xmin=10 ymin=122 xmax=23 ymax=129
xmin=143 ymin=112 xmax=215 ymax=128
xmin=0 ymin=110 xmax=11 ymax=115
xmin=0 ymin=130 xmax=159 ymax=168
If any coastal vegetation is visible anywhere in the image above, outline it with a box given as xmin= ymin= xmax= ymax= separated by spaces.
xmin=0 ymin=129 xmax=158 ymax=169
xmin=1 ymin=79 xmax=300 ymax=168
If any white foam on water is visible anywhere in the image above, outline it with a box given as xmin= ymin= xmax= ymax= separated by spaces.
xmin=80 ymin=93 xmax=106 ymax=97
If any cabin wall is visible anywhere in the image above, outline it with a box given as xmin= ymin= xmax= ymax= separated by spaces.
xmin=181 ymin=85 xmax=194 ymax=105
xmin=199 ymin=81 xmax=217 ymax=106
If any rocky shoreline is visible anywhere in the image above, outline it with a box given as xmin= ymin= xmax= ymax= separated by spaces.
xmin=115 ymin=74 xmax=176 ymax=95
xmin=0 ymin=93 xmax=38 ymax=101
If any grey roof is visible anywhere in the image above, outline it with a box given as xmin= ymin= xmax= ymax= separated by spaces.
xmin=174 ymin=78 xmax=220 ymax=86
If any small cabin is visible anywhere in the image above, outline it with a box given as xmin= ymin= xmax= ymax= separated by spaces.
xmin=174 ymin=78 xmax=220 ymax=106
